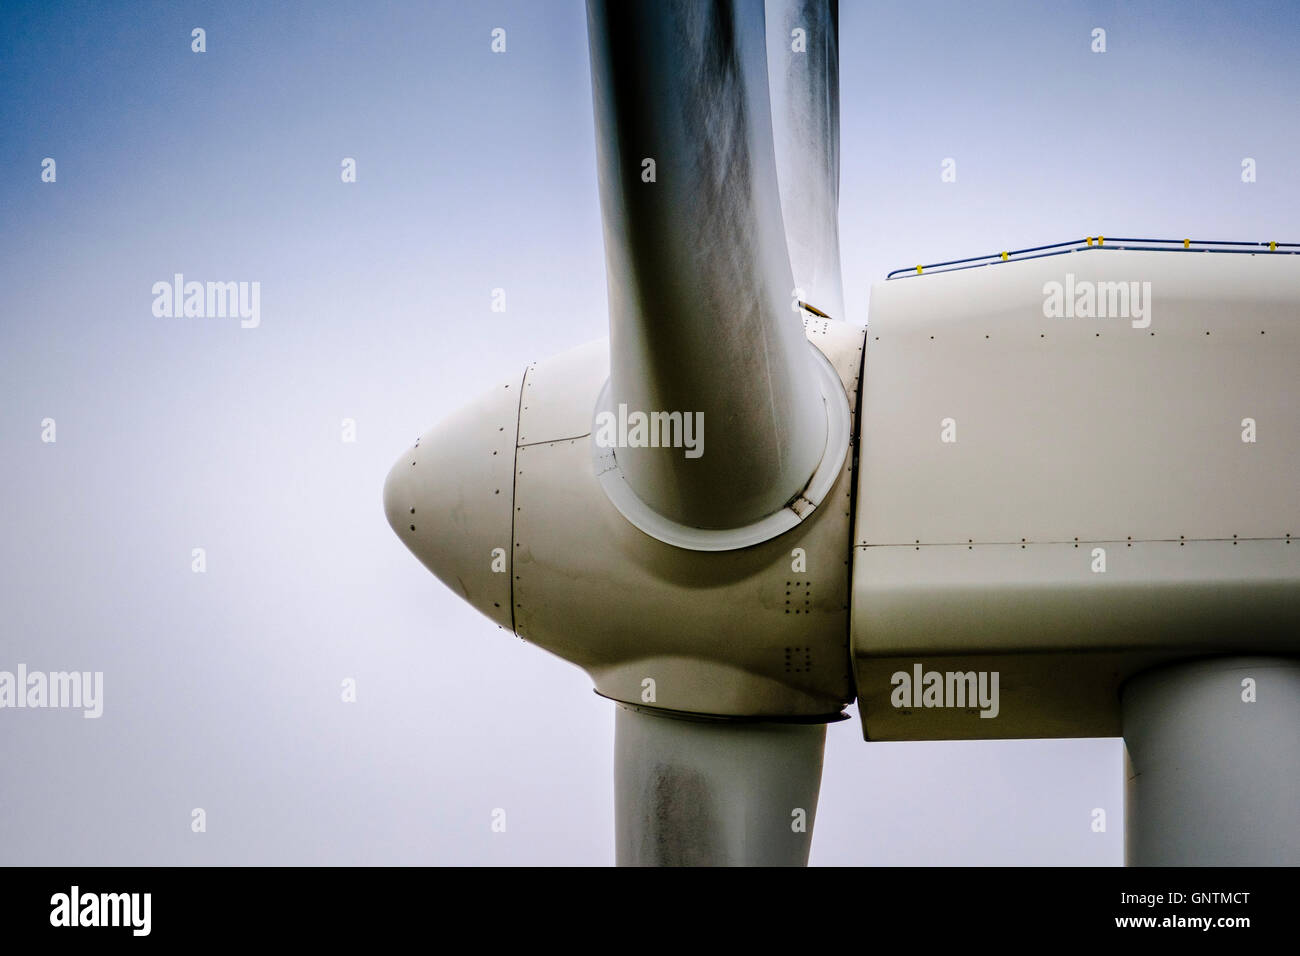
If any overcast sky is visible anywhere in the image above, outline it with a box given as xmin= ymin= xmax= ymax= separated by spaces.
xmin=2 ymin=0 xmax=1297 ymax=865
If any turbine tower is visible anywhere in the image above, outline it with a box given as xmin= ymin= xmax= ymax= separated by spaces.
xmin=384 ymin=0 xmax=1300 ymax=865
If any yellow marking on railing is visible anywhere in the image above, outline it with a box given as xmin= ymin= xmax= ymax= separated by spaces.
xmin=1098 ymin=236 xmax=1105 ymax=246
xmin=1000 ymin=251 xmax=1008 ymax=261
xmin=1184 ymin=239 xmax=1190 ymax=248
xmin=1270 ymin=241 xmax=1277 ymax=251
xmin=1086 ymin=237 xmax=1093 ymax=246
xmin=916 ymin=265 xmax=923 ymax=274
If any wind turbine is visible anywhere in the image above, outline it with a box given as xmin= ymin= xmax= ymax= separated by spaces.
xmin=384 ymin=0 xmax=1300 ymax=865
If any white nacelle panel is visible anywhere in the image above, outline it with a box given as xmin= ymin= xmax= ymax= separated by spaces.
xmin=852 ymin=249 xmax=1300 ymax=740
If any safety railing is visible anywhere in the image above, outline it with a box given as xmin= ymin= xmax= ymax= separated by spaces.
xmin=886 ymin=236 xmax=1300 ymax=279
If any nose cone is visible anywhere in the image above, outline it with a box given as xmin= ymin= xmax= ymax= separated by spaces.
xmin=384 ymin=375 xmax=522 ymax=630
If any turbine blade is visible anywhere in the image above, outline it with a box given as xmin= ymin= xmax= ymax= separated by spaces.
xmin=766 ymin=0 xmax=844 ymax=320
xmin=586 ymin=0 xmax=827 ymax=531
xmin=614 ymin=704 xmax=826 ymax=866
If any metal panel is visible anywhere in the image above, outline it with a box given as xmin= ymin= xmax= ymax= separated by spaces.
xmin=852 ymin=249 xmax=1300 ymax=740
xmin=859 ymin=251 xmax=1300 ymax=545
xmin=383 ymin=373 xmax=522 ymax=631
xmin=516 ymin=339 xmax=609 ymax=446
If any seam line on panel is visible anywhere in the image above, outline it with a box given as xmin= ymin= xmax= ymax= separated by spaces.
xmin=508 ymin=365 xmax=529 ymax=636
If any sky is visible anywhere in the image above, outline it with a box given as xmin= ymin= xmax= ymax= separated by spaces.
xmin=1 ymin=0 xmax=1297 ymax=865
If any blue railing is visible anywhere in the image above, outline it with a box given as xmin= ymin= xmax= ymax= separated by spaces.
xmin=886 ymin=236 xmax=1300 ymax=280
